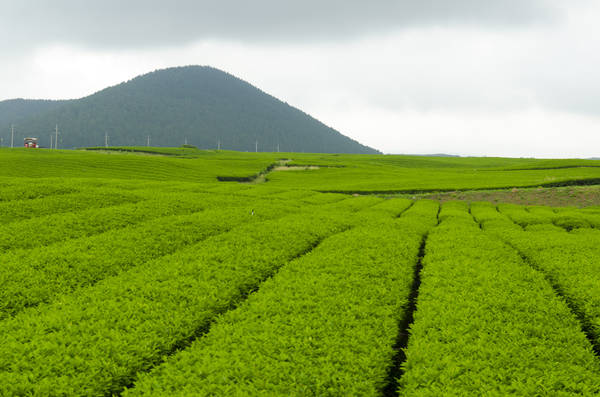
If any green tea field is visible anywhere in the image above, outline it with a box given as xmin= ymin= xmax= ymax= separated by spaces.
xmin=2 ymin=147 xmax=600 ymax=396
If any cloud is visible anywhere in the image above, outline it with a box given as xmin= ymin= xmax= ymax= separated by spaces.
xmin=318 ymin=105 xmax=600 ymax=158
xmin=514 ymin=5 xmax=600 ymax=116
xmin=1 ymin=0 xmax=560 ymax=51
xmin=2 ymin=1 xmax=599 ymax=157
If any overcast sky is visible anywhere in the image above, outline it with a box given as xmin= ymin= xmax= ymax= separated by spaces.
xmin=1 ymin=0 xmax=599 ymax=158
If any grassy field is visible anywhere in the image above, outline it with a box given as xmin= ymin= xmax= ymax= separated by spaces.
xmin=1 ymin=147 xmax=600 ymax=395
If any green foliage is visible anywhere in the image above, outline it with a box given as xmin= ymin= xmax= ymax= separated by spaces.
xmin=486 ymin=221 xmax=600 ymax=350
xmin=2 ymin=148 xmax=600 ymax=396
xmin=470 ymin=201 xmax=522 ymax=231
xmin=0 ymin=196 xmax=299 ymax=319
xmin=0 ymin=188 xmax=140 ymax=225
xmin=3 ymin=149 xmax=600 ymax=194
xmin=0 ymin=179 xmax=78 ymax=201
xmin=497 ymin=203 xmax=551 ymax=227
xmin=0 ymin=149 xmax=283 ymax=183
xmin=0 ymin=98 xmax=68 ymax=128
xmin=0 ymin=205 xmax=365 ymax=395
xmin=261 ymin=153 xmax=600 ymax=193
xmin=400 ymin=205 xmax=600 ymax=396
xmin=0 ymin=66 xmax=378 ymax=154
xmin=125 ymin=202 xmax=436 ymax=396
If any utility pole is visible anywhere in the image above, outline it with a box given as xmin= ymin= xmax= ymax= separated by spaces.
xmin=147 ymin=135 xmax=150 ymax=146
xmin=10 ymin=124 xmax=14 ymax=148
xmin=277 ymin=143 xmax=280 ymax=153
xmin=184 ymin=137 xmax=188 ymax=145
xmin=50 ymin=135 xmax=53 ymax=149
xmin=55 ymin=124 xmax=59 ymax=150
xmin=105 ymin=133 xmax=108 ymax=148
xmin=217 ymin=139 xmax=221 ymax=150
xmin=255 ymin=140 xmax=258 ymax=153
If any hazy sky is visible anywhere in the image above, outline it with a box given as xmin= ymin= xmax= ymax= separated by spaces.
xmin=1 ymin=1 xmax=599 ymax=157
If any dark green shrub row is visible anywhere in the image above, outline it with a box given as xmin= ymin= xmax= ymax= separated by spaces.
xmin=123 ymin=201 xmax=437 ymax=396
xmin=399 ymin=208 xmax=600 ymax=396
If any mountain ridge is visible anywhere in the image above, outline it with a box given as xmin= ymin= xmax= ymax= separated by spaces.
xmin=0 ymin=66 xmax=379 ymax=154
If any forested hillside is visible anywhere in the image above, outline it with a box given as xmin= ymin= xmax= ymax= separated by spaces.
xmin=0 ymin=99 xmax=69 ymax=130
xmin=0 ymin=67 xmax=379 ymax=154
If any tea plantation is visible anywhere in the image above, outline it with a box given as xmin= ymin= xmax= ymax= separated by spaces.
xmin=1 ymin=147 xmax=600 ymax=396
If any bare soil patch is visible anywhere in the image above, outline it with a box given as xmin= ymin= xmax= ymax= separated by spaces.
xmin=399 ymin=186 xmax=600 ymax=208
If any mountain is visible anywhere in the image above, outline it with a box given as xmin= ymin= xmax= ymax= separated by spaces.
xmin=0 ymin=99 xmax=69 ymax=127
xmin=0 ymin=66 xmax=379 ymax=154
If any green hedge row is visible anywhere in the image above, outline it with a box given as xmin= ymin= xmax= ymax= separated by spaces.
xmin=0 ymin=191 xmax=225 ymax=253
xmin=123 ymin=201 xmax=436 ymax=396
xmin=0 ymin=197 xmax=299 ymax=319
xmin=0 ymin=201 xmax=383 ymax=396
xmin=0 ymin=188 xmax=142 ymax=225
xmin=497 ymin=203 xmax=600 ymax=231
xmin=470 ymin=201 xmax=518 ymax=230
xmin=399 ymin=207 xmax=600 ymax=396
xmin=437 ymin=200 xmax=471 ymax=223
xmin=486 ymin=219 xmax=600 ymax=350
xmin=0 ymin=180 xmax=78 ymax=202
xmin=497 ymin=203 xmax=551 ymax=227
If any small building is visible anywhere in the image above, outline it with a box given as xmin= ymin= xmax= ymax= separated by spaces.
xmin=24 ymin=138 xmax=39 ymax=148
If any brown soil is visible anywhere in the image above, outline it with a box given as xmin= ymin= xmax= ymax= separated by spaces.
xmin=397 ymin=186 xmax=600 ymax=208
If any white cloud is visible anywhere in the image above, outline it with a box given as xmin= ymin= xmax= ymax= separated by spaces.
xmin=0 ymin=0 xmax=558 ymax=51
xmin=1 ymin=1 xmax=600 ymax=157
xmin=318 ymin=105 xmax=600 ymax=158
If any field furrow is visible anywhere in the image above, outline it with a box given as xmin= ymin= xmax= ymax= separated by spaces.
xmin=0 ymin=197 xmax=302 ymax=319
xmin=398 ymin=204 xmax=600 ymax=396
xmin=484 ymin=218 xmax=600 ymax=358
xmin=0 ymin=190 xmax=270 ymax=253
xmin=0 ymin=205 xmax=364 ymax=396
xmin=0 ymin=189 xmax=143 ymax=225
xmin=4 ymin=149 xmax=600 ymax=395
xmin=123 ymin=200 xmax=437 ymax=396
